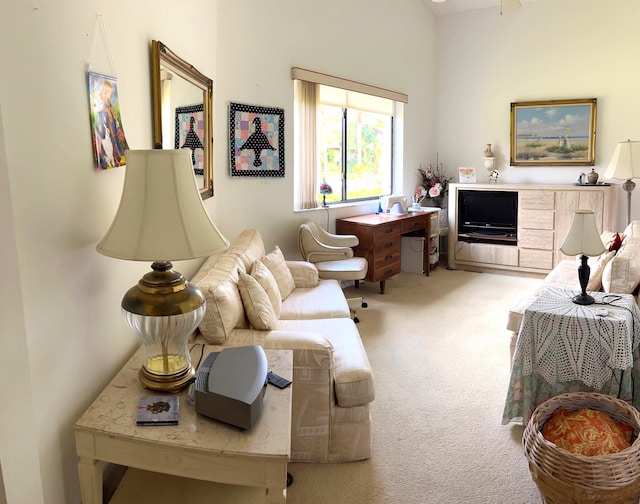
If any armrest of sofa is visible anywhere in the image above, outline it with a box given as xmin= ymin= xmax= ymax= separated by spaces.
xmin=286 ymin=260 xmax=320 ymax=288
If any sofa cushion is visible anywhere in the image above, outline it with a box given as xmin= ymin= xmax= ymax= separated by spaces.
xmin=260 ymin=246 xmax=296 ymax=300
xmin=250 ymin=260 xmax=282 ymax=317
xmin=227 ymin=229 xmax=267 ymax=271
xmin=623 ymin=221 xmax=640 ymax=240
xmin=194 ymin=254 xmax=248 ymax=344
xmin=279 ymin=318 xmax=375 ymax=408
xmin=286 ymin=260 xmax=320 ymax=288
xmin=602 ymin=235 xmax=640 ymax=294
xmin=238 ymin=271 xmax=279 ymax=331
xmin=280 ymin=279 xmax=350 ymax=320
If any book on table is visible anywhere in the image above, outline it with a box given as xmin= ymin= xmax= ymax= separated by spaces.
xmin=136 ymin=395 xmax=179 ymax=426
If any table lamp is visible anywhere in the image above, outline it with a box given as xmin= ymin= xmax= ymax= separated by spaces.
xmin=604 ymin=140 xmax=640 ymax=225
xmin=319 ymin=179 xmax=332 ymax=208
xmin=97 ymin=149 xmax=229 ymax=392
xmin=560 ymin=210 xmax=606 ymax=305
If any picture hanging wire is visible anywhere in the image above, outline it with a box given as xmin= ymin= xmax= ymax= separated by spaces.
xmin=86 ymin=13 xmax=117 ymax=77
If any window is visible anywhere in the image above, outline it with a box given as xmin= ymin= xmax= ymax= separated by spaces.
xmin=292 ymin=68 xmax=408 ymax=210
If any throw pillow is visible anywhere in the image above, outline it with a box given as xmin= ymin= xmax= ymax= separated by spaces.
xmin=260 ymin=246 xmax=296 ymax=300
xmin=250 ymin=260 xmax=282 ymax=317
xmin=586 ymin=250 xmax=616 ymax=291
xmin=237 ymin=271 xmax=279 ymax=331
xmin=542 ymin=407 xmax=633 ymax=456
xmin=609 ymin=232 xmax=624 ymax=252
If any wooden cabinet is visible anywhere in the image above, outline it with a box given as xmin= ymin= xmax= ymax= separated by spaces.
xmin=336 ymin=211 xmax=435 ymax=293
xmin=447 ymin=183 xmax=618 ymax=276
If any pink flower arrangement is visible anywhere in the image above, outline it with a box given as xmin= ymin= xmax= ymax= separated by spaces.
xmin=417 ymin=154 xmax=452 ymax=201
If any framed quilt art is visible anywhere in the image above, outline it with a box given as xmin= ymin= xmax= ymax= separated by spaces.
xmin=175 ymin=104 xmax=205 ymax=176
xmin=229 ymin=102 xmax=285 ymax=177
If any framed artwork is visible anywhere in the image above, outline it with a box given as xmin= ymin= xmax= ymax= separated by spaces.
xmin=88 ymin=72 xmax=129 ymax=170
xmin=510 ymin=98 xmax=597 ymax=166
xmin=175 ymin=104 xmax=205 ymax=176
xmin=458 ymin=167 xmax=476 ymax=183
xmin=229 ymin=102 xmax=285 ymax=177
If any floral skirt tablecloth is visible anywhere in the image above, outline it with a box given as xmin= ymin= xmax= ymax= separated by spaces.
xmin=502 ymin=349 xmax=640 ymax=425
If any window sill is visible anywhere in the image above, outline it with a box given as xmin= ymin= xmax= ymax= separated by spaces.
xmin=294 ymin=200 xmax=378 ymax=213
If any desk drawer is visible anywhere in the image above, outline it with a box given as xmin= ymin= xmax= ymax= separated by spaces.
xmin=374 ymin=222 xmax=401 ymax=240
xmin=401 ymin=215 xmax=427 ymax=234
xmin=372 ymin=261 xmax=401 ymax=281
xmin=374 ymin=242 xmax=401 ymax=268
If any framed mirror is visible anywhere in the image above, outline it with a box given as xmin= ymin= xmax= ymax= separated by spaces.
xmin=151 ymin=40 xmax=213 ymax=199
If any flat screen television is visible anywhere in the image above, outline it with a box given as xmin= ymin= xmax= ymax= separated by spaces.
xmin=458 ymin=190 xmax=517 ymax=236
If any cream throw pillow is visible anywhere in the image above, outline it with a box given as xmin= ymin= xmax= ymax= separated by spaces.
xmin=237 ymin=271 xmax=279 ymax=330
xmin=602 ymin=235 xmax=640 ymax=293
xmin=251 ymin=260 xmax=282 ymax=317
xmin=260 ymin=246 xmax=296 ymax=300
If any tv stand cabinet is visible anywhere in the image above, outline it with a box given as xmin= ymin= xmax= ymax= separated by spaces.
xmin=447 ymin=183 xmax=618 ymax=276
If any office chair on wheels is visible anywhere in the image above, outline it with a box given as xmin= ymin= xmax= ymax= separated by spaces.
xmin=298 ymin=221 xmax=368 ymax=322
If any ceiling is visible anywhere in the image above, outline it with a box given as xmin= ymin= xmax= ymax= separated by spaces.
xmin=424 ymin=0 xmax=536 ymax=16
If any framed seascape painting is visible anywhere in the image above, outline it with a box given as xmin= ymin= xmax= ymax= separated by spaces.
xmin=175 ymin=104 xmax=205 ymax=176
xmin=510 ymin=98 xmax=597 ymax=166
xmin=229 ymin=102 xmax=285 ymax=177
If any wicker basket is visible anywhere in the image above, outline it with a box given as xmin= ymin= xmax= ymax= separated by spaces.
xmin=523 ymin=392 xmax=640 ymax=504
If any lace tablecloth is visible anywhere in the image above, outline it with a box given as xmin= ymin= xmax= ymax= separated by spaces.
xmin=503 ymin=287 xmax=640 ymax=425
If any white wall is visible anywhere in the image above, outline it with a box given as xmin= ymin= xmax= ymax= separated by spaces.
xmin=0 ymin=1 xmax=436 ymax=502
xmin=436 ymin=0 xmax=640 ymax=230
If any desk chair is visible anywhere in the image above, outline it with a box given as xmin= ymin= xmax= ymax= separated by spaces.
xmin=298 ymin=221 xmax=368 ymax=322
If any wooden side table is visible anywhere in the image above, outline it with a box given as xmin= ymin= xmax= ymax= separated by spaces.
xmin=336 ymin=210 xmax=438 ymax=293
xmin=75 ymin=346 xmax=293 ymax=503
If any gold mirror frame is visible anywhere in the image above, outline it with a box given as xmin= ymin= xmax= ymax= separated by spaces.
xmin=151 ymin=40 xmax=213 ymax=199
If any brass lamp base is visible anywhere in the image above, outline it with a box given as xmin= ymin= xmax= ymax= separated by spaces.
xmin=123 ymin=260 xmax=205 ymax=394
xmin=139 ymin=365 xmax=195 ymax=394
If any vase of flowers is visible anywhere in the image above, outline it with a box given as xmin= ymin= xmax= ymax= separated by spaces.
xmin=416 ymin=154 xmax=452 ymax=209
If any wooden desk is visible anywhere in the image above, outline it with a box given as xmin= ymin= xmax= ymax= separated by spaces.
xmin=336 ymin=210 xmax=439 ymax=294
xmin=75 ymin=347 xmax=292 ymax=503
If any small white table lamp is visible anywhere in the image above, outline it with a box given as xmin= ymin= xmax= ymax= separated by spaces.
xmin=560 ymin=210 xmax=606 ymax=305
xmin=604 ymin=140 xmax=640 ymax=225
xmin=97 ymin=149 xmax=229 ymax=392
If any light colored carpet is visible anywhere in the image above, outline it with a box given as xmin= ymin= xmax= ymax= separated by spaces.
xmin=110 ymin=268 xmax=546 ymax=503
xmin=286 ymin=268 xmax=545 ymax=504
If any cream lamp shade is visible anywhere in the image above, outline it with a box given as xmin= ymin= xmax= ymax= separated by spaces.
xmin=97 ymin=149 xmax=229 ymax=392
xmin=560 ymin=210 xmax=605 ymax=305
xmin=560 ymin=210 xmax=606 ymax=257
xmin=97 ymin=149 xmax=228 ymax=260
xmin=603 ymin=140 xmax=640 ymax=225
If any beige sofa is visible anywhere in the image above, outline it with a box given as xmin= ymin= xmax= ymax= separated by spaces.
xmin=507 ymin=220 xmax=640 ymax=360
xmin=190 ymin=229 xmax=375 ymax=463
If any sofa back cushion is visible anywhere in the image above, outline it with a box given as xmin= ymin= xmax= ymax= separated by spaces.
xmin=194 ymin=254 xmax=248 ymax=344
xmin=602 ymin=235 xmax=640 ymax=294
xmin=227 ymin=229 xmax=266 ymax=271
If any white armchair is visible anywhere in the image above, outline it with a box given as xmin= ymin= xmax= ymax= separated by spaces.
xmin=298 ymin=221 xmax=368 ymax=321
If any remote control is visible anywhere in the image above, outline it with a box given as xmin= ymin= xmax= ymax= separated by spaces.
xmin=267 ymin=371 xmax=292 ymax=389
xmin=595 ymin=307 xmax=608 ymax=317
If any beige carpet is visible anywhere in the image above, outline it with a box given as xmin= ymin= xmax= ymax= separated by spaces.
xmin=286 ymin=268 xmax=545 ymax=504
xmin=110 ymin=268 xmax=546 ymax=503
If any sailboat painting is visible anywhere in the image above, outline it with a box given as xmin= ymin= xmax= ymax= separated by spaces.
xmin=510 ymin=98 xmax=597 ymax=166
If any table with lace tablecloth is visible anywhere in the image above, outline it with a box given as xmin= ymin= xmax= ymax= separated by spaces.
xmin=502 ymin=286 xmax=640 ymax=425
